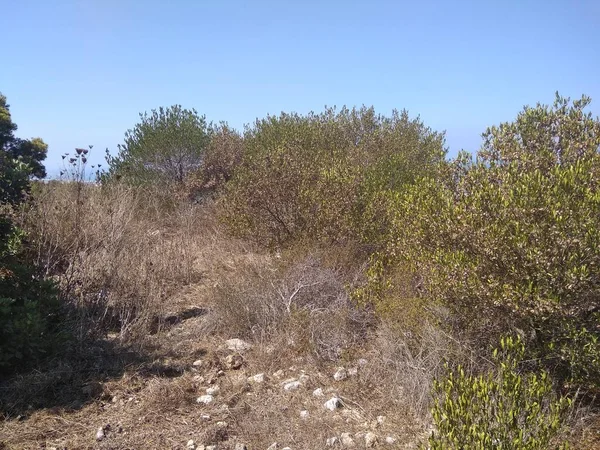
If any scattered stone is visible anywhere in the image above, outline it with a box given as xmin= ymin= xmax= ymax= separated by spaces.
xmin=324 ymin=397 xmax=342 ymax=411
xmin=193 ymin=359 xmax=204 ymax=367
xmin=347 ymin=367 xmax=358 ymax=377
xmin=340 ymin=432 xmax=355 ymax=447
xmin=312 ymin=387 xmax=324 ymax=397
xmin=196 ymin=394 xmax=214 ymax=404
xmin=248 ymin=373 xmax=267 ymax=383
xmin=201 ymin=414 xmax=211 ymax=421
xmin=298 ymin=373 xmax=310 ymax=383
xmin=206 ymin=446 xmax=217 ymax=450
xmin=272 ymin=369 xmax=285 ymax=379
xmin=281 ymin=448 xmax=292 ymax=450
xmin=377 ymin=415 xmax=386 ymax=425
xmin=187 ymin=440 xmax=196 ymax=450
xmin=365 ymin=432 xmax=378 ymax=448
xmin=193 ymin=375 xmax=205 ymax=383
xmin=326 ymin=437 xmax=338 ymax=446
xmin=385 ymin=436 xmax=397 ymax=445
xmin=95 ymin=427 xmax=105 ymax=441
xmin=266 ymin=443 xmax=278 ymax=450
xmin=357 ymin=358 xmax=368 ymax=366
xmin=225 ymin=338 xmax=252 ymax=352
xmin=283 ymin=380 xmax=301 ymax=391
xmin=216 ymin=421 xmax=228 ymax=428
xmin=206 ymin=386 xmax=220 ymax=396
xmin=224 ymin=354 xmax=243 ymax=370
xmin=235 ymin=444 xmax=248 ymax=450
xmin=300 ymin=410 xmax=309 ymax=419
xmin=333 ymin=368 xmax=348 ymax=381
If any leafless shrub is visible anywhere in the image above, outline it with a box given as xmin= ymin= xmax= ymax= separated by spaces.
xmin=210 ymin=253 xmax=373 ymax=361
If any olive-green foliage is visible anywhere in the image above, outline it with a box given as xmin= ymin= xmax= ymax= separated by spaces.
xmin=0 ymin=93 xmax=61 ymax=373
xmin=221 ymin=106 xmax=446 ymax=247
xmin=426 ymin=336 xmax=571 ymax=450
xmin=376 ymin=94 xmax=600 ymax=387
xmin=106 ymin=105 xmax=210 ymax=185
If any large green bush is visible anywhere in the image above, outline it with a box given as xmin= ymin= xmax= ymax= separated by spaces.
xmin=220 ymin=106 xmax=446 ymax=248
xmin=373 ymin=94 xmax=600 ymax=388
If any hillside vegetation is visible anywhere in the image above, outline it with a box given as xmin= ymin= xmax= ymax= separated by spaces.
xmin=1 ymin=93 xmax=599 ymax=449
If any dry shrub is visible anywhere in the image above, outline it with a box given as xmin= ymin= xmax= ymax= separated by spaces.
xmin=20 ymin=181 xmax=202 ymax=342
xmin=209 ymin=251 xmax=373 ymax=361
xmin=363 ymin=322 xmax=482 ymax=420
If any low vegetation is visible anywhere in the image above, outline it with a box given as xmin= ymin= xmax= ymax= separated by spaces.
xmin=1 ymin=91 xmax=599 ymax=449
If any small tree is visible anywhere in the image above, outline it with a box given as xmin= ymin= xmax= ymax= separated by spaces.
xmin=107 ymin=105 xmax=210 ymax=185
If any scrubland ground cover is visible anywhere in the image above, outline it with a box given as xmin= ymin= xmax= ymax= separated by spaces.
xmin=1 ymin=93 xmax=599 ymax=449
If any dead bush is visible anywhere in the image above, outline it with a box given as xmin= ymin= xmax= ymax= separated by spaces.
xmin=19 ymin=181 xmax=202 ymax=343
xmin=209 ymin=252 xmax=373 ymax=361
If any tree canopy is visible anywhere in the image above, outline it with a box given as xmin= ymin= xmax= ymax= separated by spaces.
xmin=107 ymin=105 xmax=210 ymax=185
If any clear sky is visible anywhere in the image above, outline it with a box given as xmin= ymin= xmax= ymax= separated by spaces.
xmin=3 ymin=0 xmax=600 ymax=175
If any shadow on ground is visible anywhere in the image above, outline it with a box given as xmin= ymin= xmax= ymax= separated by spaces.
xmin=0 ymin=306 xmax=208 ymax=419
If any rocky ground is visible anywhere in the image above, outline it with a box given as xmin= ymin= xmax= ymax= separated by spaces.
xmin=0 ymin=289 xmax=428 ymax=450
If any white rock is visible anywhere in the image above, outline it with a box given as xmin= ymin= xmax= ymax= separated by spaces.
xmin=324 ymin=397 xmax=342 ymax=411
xmin=96 ymin=427 xmax=105 ymax=441
xmin=281 ymin=448 xmax=292 ymax=450
xmin=300 ymin=410 xmax=309 ymax=419
xmin=206 ymin=386 xmax=220 ymax=396
xmin=283 ymin=380 xmax=301 ymax=391
xmin=235 ymin=444 xmax=248 ymax=450
xmin=312 ymin=387 xmax=324 ymax=397
xmin=196 ymin=394 xmax=214 ymax=404
xmin=385 ymin=436 xmax=397 ymax=445
xmin=225 ymin=338 xmax=252 ymax=352
xmin=224 ymin=354 xmax=243 ymax=370
xmin=272 ymin=369 xmax=285 ymax=379
xmin=333 ymin=367 xmax=348 ymax=381
xmin=326 ymin=437 xmax=338 ymax=446
xmin=266 ymin=443 xmax=278 ymax=450
xmin=193 ymin=359 xmax=204 ymax=367
xmin=340 ymin=432 xmax=355 ymax=447
xmin=187 ymin=440 xmax=196 ymax=449
xmin=206 ymin=446 xmax=217 ymax=450
xmin=216 ymin=421 xmax=228 ymax=428
xmin=248 ymin=373 xmax=267 ymax=383
xmin=347 ymin=367 xmax=358 ymax=377
xmin=365 ymin=432 xmax=378 ymax=448
xmin=357 ymin=358 xmax=368 ymax=366
xmin=298 ymin=373 xmax=309 ymax=383
xmin=377 ymin=415 xmax=386 ymax=425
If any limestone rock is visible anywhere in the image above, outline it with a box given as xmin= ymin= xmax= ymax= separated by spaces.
xmin=340 ymin=432 xmax=355 ymax=447
xmin=333 ymin=367 xmax=348 ymax=381
xmin=225 ymin=338 xmax=252 ymax=352
xmin=324 ymin=396 xmax=342 ymax=411
xmin=196 ymin=394 xmax=214 ymax=404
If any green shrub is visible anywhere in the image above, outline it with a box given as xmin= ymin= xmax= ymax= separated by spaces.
xmin=371 ymin=94 xmax=600 ymax=389
xmin=426 ymin=336 xmax=571 ymax=450
xmin=220 ymin=106 xmax=445 ymax=248
xmin=0 ymin=92 xmax=63 ymax=374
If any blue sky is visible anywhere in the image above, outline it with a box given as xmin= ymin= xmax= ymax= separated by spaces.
xmin=3 ymin=0 xmax=600 ymax=175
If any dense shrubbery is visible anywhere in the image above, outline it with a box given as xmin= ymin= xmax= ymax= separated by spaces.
xmin=5 ymin=91 xmax=599 ymax=444
xmin=220 ymin=106 xmax=446 ymax=247
xmin=367 ymin=94 xmax=600 ymax=390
